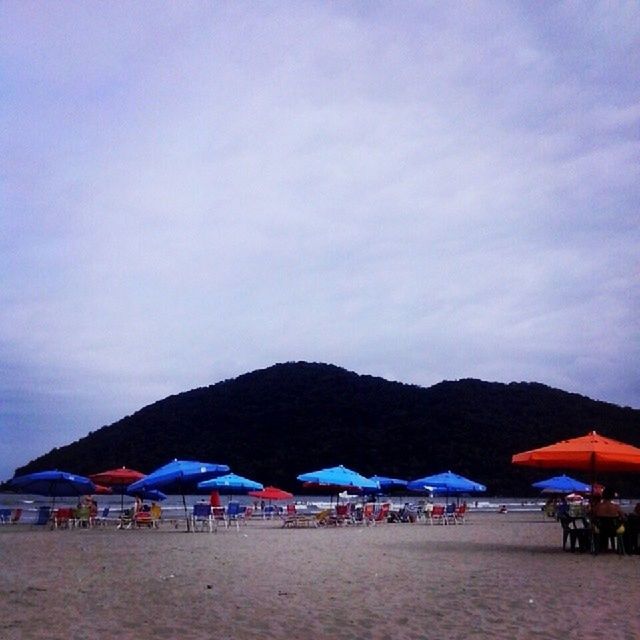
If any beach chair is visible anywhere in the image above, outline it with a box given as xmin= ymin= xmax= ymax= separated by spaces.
xmin=431 ymin=505 xmax=445 ymax=525
xmin=10 ymin=508 xmax=23 ymax=524
xmin=282 ymin=503 xmax=298 ymax=527
xmin=282 ymin=511 xmax=318 ymax=528
xmin=592 ymin=517 xmax=625 ymax=555
xmin=361 ymin=503 xmax=375 ymax=526
xmin=117 ymin=509 xmax=134 ymax=530
xmin=263 ymin=505 xmax=276 ymax=519
xmin=444 ymin=503 xmax=456 ymax=524
xmin=559 ymin=515 xmax=590 ymax=552
xmin=454 ymin=503 xmax=467 ymax=524
xmin=239 ymin=505 xmax=253 ymax=525
xmin=33 ymin=506 xmax=51 ymax=527
xmin=281 ymin=504 xmax=318 ymax=528
xmin=372 ymin=503 xmax=390 ymax=525
xmin=134 ymin=511 xmax=154 ymax=528
xmin=335 ymin=503 xmax=352 ymax=525
xmin=314 ymin=509 xmax=332 ymax=526
xmin=54 ymin=507 xmax=74 ymax=529
xmin=93 ymin=506 xmax=111 ymax=526
xmin=74 ymin=505 xmax=91 ymax=528
xmin=226 ymin=502 xmax=242 ymax=531
xmin=211 ymin=506 xmax=228 ymax=531
xmin=150 ymin=503 xmax=162 ymax=528
xmin=192 ymin=503 xmax=213 ymax=533
xmin=0 ymin=508 xmax=11 ymax=524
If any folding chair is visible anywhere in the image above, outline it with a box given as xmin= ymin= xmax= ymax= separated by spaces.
xmin=212 ymin=506 xmax=228 ymax=531
xmin=192 ymin=503 xmax=213 ymax=533
xmin=226 ymin=502 xmax=242 ymax=531
xmin=33 ymin=506 xmax=51 ymax=527
xmin=431 ymin=505 xmax=445 ymax=524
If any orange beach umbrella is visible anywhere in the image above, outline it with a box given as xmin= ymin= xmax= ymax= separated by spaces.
xmin=512 ymin=431 xmax=640 ymax=494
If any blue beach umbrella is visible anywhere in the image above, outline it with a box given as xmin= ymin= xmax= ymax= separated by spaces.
xmin=198 ymin=473 xmax=263 ymax=501
xmin=9 ymin=470 xmax=96 ymax=509
xmin=128 ymin=459 xmax=230 ymax=531
xmin=369 ymin=475 xmax=408 ymax=492
xmin=298 ymin=465 xmax=380 ymax=502
xmin=126 ymin=488 xmax=168 ymax=502
xmin=531 ymin=474 xmax=590 ymax=494
xmin=408 ymin=470 xmax=486 ymax=502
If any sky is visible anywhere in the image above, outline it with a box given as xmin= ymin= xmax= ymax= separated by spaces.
xmin=1 ymin=1 xmax=639 ymax=480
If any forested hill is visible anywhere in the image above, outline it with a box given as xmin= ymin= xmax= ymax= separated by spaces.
xmin=12 ymin=362 xmax=640 ymax=496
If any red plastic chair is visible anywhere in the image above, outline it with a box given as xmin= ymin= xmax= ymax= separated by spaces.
xmin=431 ymin=505 xmax=445 ymax=524
xmin=373 ymin=503 xmax=390 ymax=525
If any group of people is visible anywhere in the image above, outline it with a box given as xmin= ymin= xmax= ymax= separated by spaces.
xmin=116 ymin=496 xmax=162 ymax=528
xmin=73 ymin=495 xmax=98 ymax=526
xmin=558 ymin=487 xmax=640 ymax=554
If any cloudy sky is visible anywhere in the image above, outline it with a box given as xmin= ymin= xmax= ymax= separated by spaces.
xmin=2 ymin=1 xmax=638 ymax=479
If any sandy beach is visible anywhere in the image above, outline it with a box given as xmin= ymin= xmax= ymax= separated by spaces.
xmin=1 ymin=512 xmax=638 ymax=640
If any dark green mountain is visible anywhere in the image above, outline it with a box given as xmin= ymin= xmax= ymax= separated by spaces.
xmin=11 ymin=362 xmax=640 ymax=496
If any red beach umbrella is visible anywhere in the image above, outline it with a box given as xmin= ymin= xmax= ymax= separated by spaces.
xmin=248 ymin=486 xmax=294 ymax=501
xmin=89 ymin=467 xmax=146 ymax=511
xmin=89 ymin=467 xmax=146 ymax=486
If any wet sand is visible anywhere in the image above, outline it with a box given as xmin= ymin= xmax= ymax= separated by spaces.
xmin=0 ymin=512 xmax=638 ymax=640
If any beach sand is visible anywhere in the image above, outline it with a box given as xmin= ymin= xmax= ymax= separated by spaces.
xmin=1 ymin=512 xmax=638 ymax=640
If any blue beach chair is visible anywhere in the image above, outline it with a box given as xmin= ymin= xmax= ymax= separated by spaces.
xmin=33 ymin=506 xmax=51 ymax=527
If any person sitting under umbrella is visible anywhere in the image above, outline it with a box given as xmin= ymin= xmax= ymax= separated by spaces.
xmin=591 ymin=487 xmax=625 ymax=519
xmin=591 ymin=487 xmax=626 ymax=553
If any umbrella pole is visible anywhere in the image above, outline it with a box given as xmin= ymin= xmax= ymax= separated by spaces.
xmin=182 ymin=491 xmax=191 ymax=532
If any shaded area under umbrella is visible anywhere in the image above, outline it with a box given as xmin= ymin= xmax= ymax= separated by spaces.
xmin=9 ymin=470 xmax=96 ymax=511
xmin=128 ymin=459 xmax=229 ymax=531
